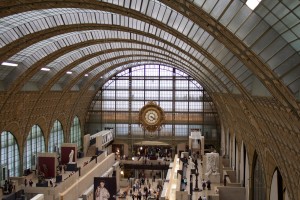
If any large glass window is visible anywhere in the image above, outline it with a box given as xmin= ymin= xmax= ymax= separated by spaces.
xmin=24 ymin=125 xmax=45 ymax=171
xmin=131 ymin=124 xmax=143 ymax=136
xmin=116 ymin=80 xmax=129 ymax=89
xmin=103 ymin=101 xmax=115 ymax=111
xmin=160 ymin=80 xmax=173 ymax=90
xmin=116 ymin=101 xmax=129 ymax=111
xmin=0 ymin=131 xmax=20 ymax=177
xmin=176 ymin=80 xmax=189 ymax=90
xmin=132 ymin=80 xmax=144 ymax=90
xmin=145 ymin=80 xmax=159 ymax=90
xmin=116 ymin=124 xmax=128 ymax=136
xmin=160 ymin=91 xmax=172 ymax=101
xmin=175 ymin=91 xmax=188 ymax=100
xmin=132 ymin=68 xmax=144 ymax=76
xmin=175 ymin=125 xmax=188 ymax=136
xmin=103 ymin=90 xmax=115 ymax=99
xmin=132 ymin=91 xmax=144 ymax=100
xmin=190 ymin=102 xmax=202 ymax=112
xmin=132 ymin=101 xmax=145 ymax=111
xmin=160 ymin=125 xmax=172 ymax=137
xmin=189 ymin=91 xmax=202 ymax=100
xmin=145 ymin=90 xmax=159 ymax=100
xmin=145 ymin=65 xmax=159 ymax=76
xmin=87 ymin=65 xmax=219 ymax=140
xmin=160 ymin=101 xmax=173 ymax=112
xmin=116 ymin=91 xmax=129 ymax=99
xmin=175 ymin=102 xmax=188 ymax=112
xmin=48 ymin=120 xmax=64 ymax=152
xmin=71 ymin=116 xmax=82 ymax=150
xmin=160 ymin=67 xmax=173 ymax=76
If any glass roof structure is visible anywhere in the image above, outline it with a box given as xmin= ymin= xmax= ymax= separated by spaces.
xmin=0 ymin=0 xmax=299 ymax=112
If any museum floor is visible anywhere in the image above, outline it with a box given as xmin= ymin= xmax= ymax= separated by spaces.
xmin=119 ymin=157 xmax=221 ymax=200
xmin=119 ymin=179 xmax=221 ymax=200
xmin=21 ymin=155 xmax=221 ymax=200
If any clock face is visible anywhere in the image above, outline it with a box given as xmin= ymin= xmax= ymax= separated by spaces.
xmin=139 ymin=101 xmax=165 ymax=132
xmin=145 ymin=109 xmax=159 ymax=125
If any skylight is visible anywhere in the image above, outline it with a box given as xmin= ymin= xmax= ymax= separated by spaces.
xmin=246 ymin=0 xmax=261 ymax=10
xmin=41 ymin=67 xmax=50 ymax=71
xmin=1 ymin=62 xmax=18 ymax=67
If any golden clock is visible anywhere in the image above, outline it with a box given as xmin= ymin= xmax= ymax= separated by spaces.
xmin=139 ymin=101 xmax=165 ymax=132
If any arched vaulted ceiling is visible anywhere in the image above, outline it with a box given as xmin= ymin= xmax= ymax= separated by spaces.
xmin=0 ymin=0 xmax=299 ymax=117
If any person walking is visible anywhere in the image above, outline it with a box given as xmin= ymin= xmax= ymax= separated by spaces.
xmin=24 ymin=178 xmax=28 ymax=187
xmin=206 ymin=179 xmax=211 ymax=190
xmin=202 ymin=179 xmax=206 ymax=190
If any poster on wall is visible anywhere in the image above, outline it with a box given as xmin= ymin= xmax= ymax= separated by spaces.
xmin=38 ymin=156 xmax=55 ymax=178
xmin=94 ymin=177 xmax=116 ymax=200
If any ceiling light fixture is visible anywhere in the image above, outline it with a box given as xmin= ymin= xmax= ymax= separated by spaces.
xmin=246 ymin=0 xmax=261 ymax=10
xmin=1 ymin=62 xmax=18 ymax=67
xmin=84 ymin=74 xmax=88 ymax=77
xmin=66 ymin=71 xmax=72 ymax=74
xmin=41 ymin=67 xmax=50 ymax=71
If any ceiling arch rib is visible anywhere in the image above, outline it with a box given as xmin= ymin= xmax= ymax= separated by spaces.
xmin=12 ymin=34 xmax=225 ymax=92
xmin=76 ymin=58 xmax=218 ymax=95
xmin=0 ymin=5 xmax=252 ymax=97
xmin=48 ymin=51 xmax=195 ymax=87
xmin=2 ymin=28 xmax=234 ymax=98
xmin=35 ymin=36 xmax=229 ymax=93
xmin=96 ymin=0 xmax=256 ymax=95
xmin=161 ymin=0 xmax=300 ymax=115
xmin=47 ymin=59 xmax=216 ymax=101
xmin=39 ymin=43 xmax=224 ymax=92
xmin=1 ymin=26 xmax=230 ymax=94
xmin=58 ymin=53 xmax=224 ymax=94
xmin=2 ymin=25 xmax=232 ymax=94
xmin=1 ymin=1 xmax=299 ymax=112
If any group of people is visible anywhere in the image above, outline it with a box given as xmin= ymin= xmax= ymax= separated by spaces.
xmin=3 ymin=180 xmax=15 ymax=194
xmin=201 ymin=179 xmax=211 ymax=190
xmin=197 ymin=179 xmax=212 ymax=200
xmin=198 ymin=195 xmax=207 ymax=200
xmin=125 ymin=177 xmax=162 ymax=200
xmin=24 ymin=178 xmax=34 ymax=187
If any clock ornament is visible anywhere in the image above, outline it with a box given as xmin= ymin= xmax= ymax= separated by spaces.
xmin=139 ymin=101 xmax=165 ymax=132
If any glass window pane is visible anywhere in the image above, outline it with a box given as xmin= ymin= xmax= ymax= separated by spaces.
xmin=90 ymin=64 xmax=218 ymax=141
xmin=1 ymin=131 xmax=20 ymax=176
xmin=48 ymin=120 xmax=64 ymax=152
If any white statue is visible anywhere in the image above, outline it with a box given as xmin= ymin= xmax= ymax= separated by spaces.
xmin=69 ymin=150 xmax=74 ymax=163
xmin=205 ymin=152 xmax=219 ymax=178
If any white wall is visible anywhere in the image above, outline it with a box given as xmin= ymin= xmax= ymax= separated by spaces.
xmin=239 ymin=142 xmax=244 ymax=186
xmin=231 ymin=134 xmax=236 ymax=168
xmin=284 ymin=189 xmax=290 ymax=200
xmin=245 ymin=149 xmax=249 ymax=200
xmin=235 ymin=142 xmax=239 ymax=181
xmin=221 ymin=125 xmax=226 ymax=156
xmin=30 ymin=194 xmax=44 ymax=200
xmin=270 ymin=170 xmax=278 ymax=200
